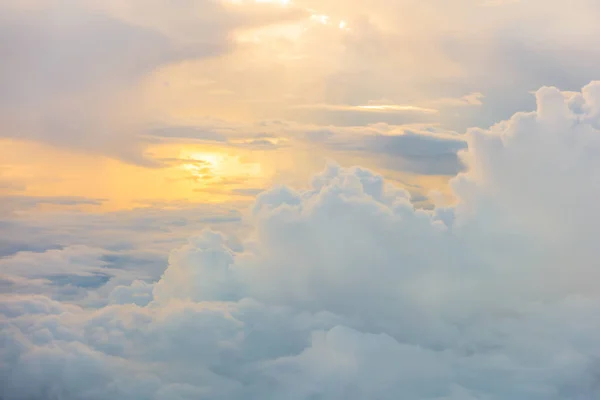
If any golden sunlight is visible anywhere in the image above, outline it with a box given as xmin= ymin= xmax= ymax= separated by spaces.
xmin=254 ymin=0 xmax=291 ymax=5
xmin=177 ymin=149 xmax=263 ymax=185
xmin=310 ymin=14 xmax=330 ymax=24
xmin=0 ymin=139 xmax=272 ymax=212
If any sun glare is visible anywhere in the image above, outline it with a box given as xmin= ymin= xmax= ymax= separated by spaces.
xmin=254 ymin=0 xmax=290 ymax=5
xmin=311 ymin=14 xmax=330 ymax=24
xmin=178 ymin=150 xmax=262 ymax=182
xmin=186 ymin=152 xmax=223 ymax=168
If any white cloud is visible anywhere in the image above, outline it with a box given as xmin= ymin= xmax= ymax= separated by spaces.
xmin=4 ymin=82 xmax=600 ymax=398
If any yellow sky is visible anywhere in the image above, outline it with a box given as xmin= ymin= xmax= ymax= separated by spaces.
xmin=6 ymin=0 xmax=590 ymax=212
xmin=0 ymin=136 xmax=453 ymax=213
xmin=0 ymin=139 xmax=270 ymax=211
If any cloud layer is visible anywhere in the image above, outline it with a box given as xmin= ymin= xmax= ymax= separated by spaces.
xmin=4 ymin=83 xmax=600 ymax=398
xmin=0 ymin=0 xmax=305 ymax=164
xmin=5 ymin=0 xmax=600 ymax=170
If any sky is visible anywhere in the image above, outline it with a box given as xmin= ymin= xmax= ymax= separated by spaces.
xmin=2 ymin=0 xmax=600 ymax=399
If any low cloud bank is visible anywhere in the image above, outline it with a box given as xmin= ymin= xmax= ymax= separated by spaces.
xmin=3 ymin=83 xmax=600 ymax=399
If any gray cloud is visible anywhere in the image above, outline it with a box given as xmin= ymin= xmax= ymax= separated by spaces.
xmin=0 ymin=196 xmax=108 ymax=217
xmin=142 ymin=119 xmax=466 ymax=175
xmin=0 ymin=203 xmax=245 ymax=306
xmin=145 ymin=126 xmax=229 ymax=143
xmin=0 ymin=1 xmax=221 ymax=164
xmin=231 ymin=188 xmax=266 ymax=197
xmin=1 ymin=196 xmax=106 ymax=207
xmin=143 ymin=123 xmax=285 ymax=152
xmin=304 ymin=126 xmax=467 ymax=175
xmin=0 ymin=0 xmax=306 ymax=165
xmin=357 ymin=130 xmax=467 ymax=175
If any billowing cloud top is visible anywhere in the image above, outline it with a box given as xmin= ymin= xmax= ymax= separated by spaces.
xmin=3 ymin=83 xmax=600 ymax=399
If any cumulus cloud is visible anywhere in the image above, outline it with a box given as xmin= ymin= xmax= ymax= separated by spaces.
xmin=4 ymin=82 xmax=600 ymax=398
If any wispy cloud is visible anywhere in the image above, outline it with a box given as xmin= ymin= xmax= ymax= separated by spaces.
xmin=292 ymin=103 xmax=439 ymax=114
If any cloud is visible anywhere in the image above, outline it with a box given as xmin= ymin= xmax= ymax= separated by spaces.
xmin=231 ymin=188 xmax=267 ymax=197
xmin=292 ymin=95 xmax=484 ymax=117
xmin=2 ymin=0 xmax=593 ymax=158
xmin=0 ymin=0 xmax=306 ymax=164
xmin=0 ymin=245 xmax=147 ymax=303
xmin=8 ymin=0 xmax=595 ymax=172
xmin=292 ymin=103 xmax=439 ymax=114
xmin=4 ymin=82 xmax=600 ymax=398
xmin=0 ymin=1 xmax=192 ymax=164
xmin=0 ymin=203 xmax=243 ymax=253
xmin=302 ymin=125 xmax=467 ymax=175
xmin=0 ymin=204 xmax=245 ymax=308
xmin=286 ymin=106 xmax=441 ymax=126
xmin=145 ymin=126 xmax=230 ymax=143
xmin=177 ymin=0 xmax=600 ymax=132
xmin=142 ymin=122 xmax=286 ymax=153
xmin=140 ymin=119 xmax=465 ymax=176
xmin=427 ymin=93 xmax=485 ymax=108
xmin=0 ymin=196 xmax=107 ymax=216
